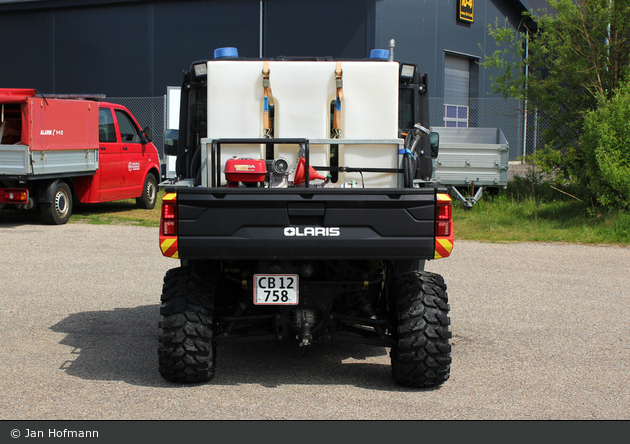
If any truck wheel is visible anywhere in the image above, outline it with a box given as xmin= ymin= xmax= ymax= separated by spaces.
xmin=390 ymin=271 xmax=451 ymax=388
xmin=136 ymin=173 xmax=157 ymax=209
xmin=40 ymin=182 xmax=73 ymax=225
xmin=158 ymin=265 xmax=217 ymax=383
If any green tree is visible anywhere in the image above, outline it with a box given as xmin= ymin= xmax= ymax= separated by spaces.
xmin=483 ymin=0 xmax=630 ymax=206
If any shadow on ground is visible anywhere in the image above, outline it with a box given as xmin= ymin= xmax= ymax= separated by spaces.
xmin=50 ymin=305 xmax=425 ymax=392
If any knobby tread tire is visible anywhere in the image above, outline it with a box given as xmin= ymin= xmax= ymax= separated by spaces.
xmin=390 ymin=271 xmax=451 ymax=388
xmin=158 ymin=265 xmax=218 ymax=383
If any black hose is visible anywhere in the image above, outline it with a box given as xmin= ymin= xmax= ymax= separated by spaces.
xmin=190 ymin=147 xmax=201 ymax=184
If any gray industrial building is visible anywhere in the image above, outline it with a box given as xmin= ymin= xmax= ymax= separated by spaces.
xmin=0 ymin=0 xmax=550 ymax=159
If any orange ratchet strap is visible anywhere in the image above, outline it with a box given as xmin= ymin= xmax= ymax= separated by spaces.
xmin=262 ymin=61 xmax=274 ymax=137
xmin=333 ymin=61 xmax=343 ymax=138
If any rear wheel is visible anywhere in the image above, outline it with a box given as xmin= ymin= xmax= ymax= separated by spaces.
xmin=390 ymin=271 xmax=451 ymax=388
xmin=136 ymin=173 xmax=157 ymax=209
xmin=158 ymin=265 xmax=218 ymax=383
xmin=40 ymin=181 xmax=72 ymax=225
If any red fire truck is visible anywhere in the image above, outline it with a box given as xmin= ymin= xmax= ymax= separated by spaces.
xmin=0 ymin=88 xmax=160 ymax=224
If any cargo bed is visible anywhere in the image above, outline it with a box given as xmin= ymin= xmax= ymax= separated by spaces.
xmin=1 ymin=88 xmax=99 ymax=178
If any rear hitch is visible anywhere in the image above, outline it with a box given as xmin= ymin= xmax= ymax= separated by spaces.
xmin=293 ymin=308 xmax=316 ymax=346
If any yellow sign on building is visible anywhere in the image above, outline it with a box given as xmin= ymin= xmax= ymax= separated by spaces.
xmin=458 ymin=0 xmax=474 ymax=23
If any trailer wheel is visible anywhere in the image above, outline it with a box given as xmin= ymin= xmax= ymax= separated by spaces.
xmin=136 ymin=173 xmax=157 ymax=209
xmin=158 ymin=265 xmax=218 ymax=383
xmin=40 ymin=182 xmax=73 ymax=225
xmin=390 ymin=271 xmax=451 ymax=388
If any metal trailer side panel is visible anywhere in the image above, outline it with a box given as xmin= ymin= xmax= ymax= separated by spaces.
xmin=433 ymin=143 xmax=509 ymax=187
xmin=0 ymin=145 xmax=99 ymax=176
xmin=0 ymin=144 xmax=30 ymax=175
xmin=29 ymin=148 xmax=99 ymax=176
xmin=431 ymin=127 xmax=509 ymax=187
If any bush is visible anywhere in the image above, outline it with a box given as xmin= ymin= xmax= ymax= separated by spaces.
xmin=502 ymin=167 xmax=579 ymax=205
xmin=580 ymin=82 xmax=630 ymax=209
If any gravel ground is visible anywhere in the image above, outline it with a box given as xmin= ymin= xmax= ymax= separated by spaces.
xmin=0 ymin=222 xmax=629 ymax=420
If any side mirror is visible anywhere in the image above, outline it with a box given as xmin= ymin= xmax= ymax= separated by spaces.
xmin=430 ymin=132 xmax=439 ymax=158
xmin=142 ymin=126 xmax=153 ymax=144
xmin=164 ymin=129 xmax=178 ymax=156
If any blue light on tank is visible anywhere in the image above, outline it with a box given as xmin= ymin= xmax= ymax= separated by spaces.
xmin=214 ymin=47 xmax=239 ymax=59
xmin=370 ymin=49 xmax=389 ymax=60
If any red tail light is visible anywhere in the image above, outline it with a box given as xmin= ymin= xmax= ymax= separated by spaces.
xmin=2 ymin=189 xmax=29 ymax=203
xmin=437 ymin=203 xmax=451 ymax=220
xmin=434 ymin=193 xmax=454 ymax=259
xmin=161 ymin=203 xmax=177 ymax=236
xmin=436 ymin=220 xmax=451 ymax=237
xmin=436 ymin=199 xmax=452 ymax=237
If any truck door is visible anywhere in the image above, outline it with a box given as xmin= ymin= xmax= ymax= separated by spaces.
xmin=114 ymin=109 xmax=145 ymax=199
xmin=98 ymin=107 xmax=121 ymax=201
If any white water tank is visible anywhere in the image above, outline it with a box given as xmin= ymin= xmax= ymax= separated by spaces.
xmin=206 ymin=59 xmax=400 ymax=187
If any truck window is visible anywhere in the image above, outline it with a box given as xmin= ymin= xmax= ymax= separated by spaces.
xmin=99 ymin=108 xmax=117 ymax=143
xmin=115 ymin=109 xmax=141 ymax=142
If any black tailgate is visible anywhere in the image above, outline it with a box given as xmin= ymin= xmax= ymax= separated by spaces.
xmin=173 ymin=187 xmax=438 ymax=261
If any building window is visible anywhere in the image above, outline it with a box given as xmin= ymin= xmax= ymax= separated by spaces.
xmin=444 ymin=53 xmax=470 ymax=127
xmin=444 ymin=104 xmax=469 ymax=127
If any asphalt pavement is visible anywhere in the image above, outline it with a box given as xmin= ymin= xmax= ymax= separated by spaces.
xmin=1 ymin=222 xmax=629 ymax=420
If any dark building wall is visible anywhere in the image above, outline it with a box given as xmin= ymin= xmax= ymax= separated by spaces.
xmin=0 ymin=8 xmax=56 ymax=92
xmin=0 ymin=0 xmax=529 ymax=98
xmin=152 ymin=0 xmax=259 ymax=94
xmin=0 ymin=0 xmax=261 ymax=96
xmin=374 ymin=0 xmax=526 ymax=98
xmin=54 ymin=4 xmax=151 ymax=96
xmin=264 ymin=0 xmax=375 ymax=59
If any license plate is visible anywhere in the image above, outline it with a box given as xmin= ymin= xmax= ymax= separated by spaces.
xmin=253 ymin=274 xmax=299 ymax=305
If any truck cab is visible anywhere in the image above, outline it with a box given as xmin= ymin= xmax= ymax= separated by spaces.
xmin=90 ymin=102 xmax=158 ymax=203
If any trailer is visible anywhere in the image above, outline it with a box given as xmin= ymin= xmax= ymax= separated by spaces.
xmin=431 ymin=127 xmax=509 ymax=208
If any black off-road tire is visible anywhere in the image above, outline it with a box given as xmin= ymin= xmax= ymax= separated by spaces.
xmin=40 ymin=181 xmax=73 ymax=225
xmin=390 ymin=271 xmax=451 ymax=388
xmin=158 ymin=265 xmax=218 ymax=383
xmin=136 ymin=173 xmax=157 ymax=209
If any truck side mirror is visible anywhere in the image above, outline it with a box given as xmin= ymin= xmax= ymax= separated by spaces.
xmin=430 ymin=132 xmax=439 ymax=158
xmin=142 ymin=127 xmax=153 ymax=144
xmin=164 ymin=129 xmax=178 ymax=156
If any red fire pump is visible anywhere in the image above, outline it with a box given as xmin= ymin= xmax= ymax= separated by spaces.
xmin=224 ymin=158 xmax=267 ymax=186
